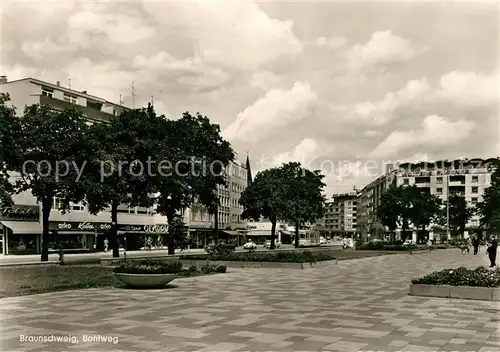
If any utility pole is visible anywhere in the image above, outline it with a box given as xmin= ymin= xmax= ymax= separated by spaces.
xmin=446 ymin=174 xmax=450 ymax=240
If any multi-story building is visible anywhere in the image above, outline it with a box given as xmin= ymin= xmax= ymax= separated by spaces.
xmin=186 ymin=158 xmax=248 ymax=248
xmin=356 ymin=158 xmax=498 ymax=243
xmin=0 ymin=76 xmax=168 ymax=255
xmin=320 ymin=193 xmax=358 ymax=238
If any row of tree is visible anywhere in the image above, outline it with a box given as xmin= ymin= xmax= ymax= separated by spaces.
xmin=375 ymin=163 xmax=500 ymax=241
xmin=1 ymin=94 xmax=233 ymax=260
xmin=239 ymin=162 xmax=326 ymax=249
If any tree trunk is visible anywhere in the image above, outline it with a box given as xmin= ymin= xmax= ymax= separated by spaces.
xmin=214 ymin=203 xmax=219 ymax=244
xmin=270 ymin=214 xmax=276 ymax=250
xmin=40 ymin=197 xmax=52 ymax=262
xmin=402 ymin=218 xmax=407 ymax=241
xmin=166 ymin=211 xmax=175 ymax=255
xmin=111 ymin=200 xmax=119 ymax=258
xmin=294 ymin=219 xmax=300 ymax=248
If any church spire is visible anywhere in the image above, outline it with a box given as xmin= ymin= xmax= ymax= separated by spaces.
xmin=245 ymin=151 xmax=252 ymax=185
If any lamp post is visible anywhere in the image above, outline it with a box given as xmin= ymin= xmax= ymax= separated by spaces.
xmin=446 ymin=174 xmax=450 ymax=241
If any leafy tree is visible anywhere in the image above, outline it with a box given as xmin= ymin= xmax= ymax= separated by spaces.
xmin=377 ymin=185 xmax=402 ymax=242
xmin=0 ymin=93 xmax=16 ymax=207
xmin=408 ymin=189 xmax=442 ymax=238
xmin=155 ymin=112 xmax=234 ymax=254
xmin=477 ymin=162 xmax=500 ymax=234
xmin=437 ymin=193 xmax=474 ymax=238
xmin=277 ymin=163 xmax=326 ymax=248
xmin=82 ymin=104 xmax=167 ymax=258
xmin=3 ymin=104 xmax=91 ymax=261
xmin=240 ymin=168 xmax=282 ymax=249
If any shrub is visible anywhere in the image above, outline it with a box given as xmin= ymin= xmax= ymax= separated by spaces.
xmin=181 ymin=251 xmax=336 ymax=263
xmin=412 ymin=266 xmax=500 ymax=287
xmin=113 ymin=260 xmax=182 ymax=274
xmin=215 ymin=265 xmax=227 ymax=273
xmin=205 ymin=243 xmax=235 ymax=260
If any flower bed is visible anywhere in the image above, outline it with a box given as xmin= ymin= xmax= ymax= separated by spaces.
xmin=412 ymin=266 xmax=500 ymax=287
xmin=179 ymin=250 xmax=337 ymax=263
xmin=357 ymin=241 xmax=449 ymax=251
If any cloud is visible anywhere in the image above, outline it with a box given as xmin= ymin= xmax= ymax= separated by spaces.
xmin=272 ymin=138 xmax=335 ymax=168
xmin=141 ymin=0 xmax=303 ymax=70
xmin=315 ymin=36 xmax=347 ymax=49
xmin=223 ymin=82 xmax=318 ymax=142
xmin=353 ymin=78 xmax=431 ymax=125
xmin=370 ymin=114 xmax=475 ymax=158
xmin=346 ymin=30 xmax=422 ymax=70
xmin=364 ymin=130 xmax=382 ymax=137
xmin=437 ymin=70 xmax=499 ymax=106
xmin=249 ymin=71 xmax=280 ymax=90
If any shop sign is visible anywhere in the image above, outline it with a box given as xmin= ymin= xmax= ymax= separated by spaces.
xmin=77 ymin=221 xmax=95 ymax=230
xmin=0 ymin=205 xmax=39 ymax=221
xmin=144 ymin=224 xmax=168 ymax=233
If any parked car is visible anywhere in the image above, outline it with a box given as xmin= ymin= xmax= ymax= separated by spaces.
xmin=402 ymin=240 xmax=415 ymax=246
xmin=319 ymin=237 xmax=327 ymax=245
xmin=243 ymin=240 xmax=257 ymax=250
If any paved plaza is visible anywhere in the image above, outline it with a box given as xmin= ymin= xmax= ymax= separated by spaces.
xmin=1 ymin=249 xmax=499 ymax=352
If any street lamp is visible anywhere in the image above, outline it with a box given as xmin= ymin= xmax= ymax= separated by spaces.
xmin=446 ymin=174 xmax=450 ymax=241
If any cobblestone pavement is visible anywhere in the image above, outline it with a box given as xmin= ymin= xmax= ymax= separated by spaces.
xmin=1 ymin=249 xmax=499 ymax=352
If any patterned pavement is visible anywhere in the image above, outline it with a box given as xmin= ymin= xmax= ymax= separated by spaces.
xmin=0 ymin=249 xmax=499 ymax=352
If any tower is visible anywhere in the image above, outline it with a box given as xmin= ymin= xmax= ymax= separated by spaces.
xmin=245 ymin=152 xmax=252 ymax=185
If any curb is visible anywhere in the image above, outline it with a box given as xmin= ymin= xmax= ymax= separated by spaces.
xmin=409 ymin=283 xmax=500 ymax=301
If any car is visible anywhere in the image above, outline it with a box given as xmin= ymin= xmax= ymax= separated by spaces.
xmin=243 ymin=241 xmax=257 ymax=250
xmin=319 ymin=237 xmax=327 ymax=245
xmin=264 ymin=239 xmax=281 ymax=249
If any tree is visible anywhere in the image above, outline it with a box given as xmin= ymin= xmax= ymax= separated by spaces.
xmin=377 ymin=185 xmax=402 ymax=242
xmin=278 ymin=163 xmax=326 ymax=248
xmin=438 ymin=193 xmax=474 ymax=238
xmin=2 ymin=104 xmax=91 ymax=261
xmin=408 ymin=190 xmax=442 ymax=239
xmin=82 ymin=104 xmax=167 ymax=258
xmin=0 ymin=93 xmax=17 ymax=207
xmin=240 ymin=168 xmax=282 ymax=249
xmin=155 ymin=112 xmax=234 ymax=254
xmin=477 ymin=162 xmax=500 ymax=234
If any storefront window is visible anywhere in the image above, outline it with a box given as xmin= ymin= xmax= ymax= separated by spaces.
xmin=8 ymin=233 xmax=38 ymax=254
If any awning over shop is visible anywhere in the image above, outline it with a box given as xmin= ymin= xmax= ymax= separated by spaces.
xmin=221 ymin=230 xmax=240 ymax=236
xmin=0 ymin=221 xmax=41 ymax=234
xmin=246 ymin=230 xmax=272 ymax=237
xmin=281 ymin=231 xmax=294 ymax=236
xmin=56 ymin=231 xmax=96 ymax=235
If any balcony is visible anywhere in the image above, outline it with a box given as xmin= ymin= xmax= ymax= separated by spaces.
xmin=39 ymin=95 xmax=116 ymax=122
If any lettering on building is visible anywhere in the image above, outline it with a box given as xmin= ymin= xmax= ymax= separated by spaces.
xmin=58 ymin=222 xmax=72 ymax=230
xmin=78 ymin=221 xmax=95 ymax=230
xmin=143 ymin=224 xmax=168 ymax=233
xmin=99 ymin=224 xmax=111 ymax=230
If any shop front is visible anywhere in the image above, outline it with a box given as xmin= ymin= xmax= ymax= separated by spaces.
xmin=49 ymin=221 xmax=109 ymax=252
xmin=117 ymin=224 xmax=169 ymax=250
xmin=0 ymin=205 xmax=41 ymax=255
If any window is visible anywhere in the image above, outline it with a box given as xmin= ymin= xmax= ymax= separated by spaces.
xmin=471 ymin=186 xmax=478 ymax=194
xmin=42 ymin=87 xmax=53 ymax=97
xmin=403 ymin=179 xmax=409 ymax=185
xmin=63 ymin=93 xmax=77 ymax=104
xmin=471 ymin=197 xmax=478 ymax=204
xmin=436 ymin=188 xmax=442 ymax=195
xmin=436 ymin=177 xmax=443 ymax=184
xmin=71 ymin=202 xmax=84 ymax=211
xmin=52 ymin=197 xmax=63 ymax=210
xmin=472 ymin=176 xmax=479 ymax=183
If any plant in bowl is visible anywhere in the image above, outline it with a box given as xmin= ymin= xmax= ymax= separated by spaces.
xmin=113 ymin=260 xmax=182 ymax=288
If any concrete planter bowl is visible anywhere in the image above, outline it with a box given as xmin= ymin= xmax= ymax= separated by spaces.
xmin=113 ymin=273 xmax=178 ymax=289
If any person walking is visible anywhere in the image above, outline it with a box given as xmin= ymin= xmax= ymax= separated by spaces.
xmin=486 ymin=236 xmax=498 ymax=267
xmin=104 ymin=238 xmax=109 ymax=252
xmin=472 ymin=236 xmax=480 ymax=255
xmin=146 ymin=237 xmax=152 ymax=251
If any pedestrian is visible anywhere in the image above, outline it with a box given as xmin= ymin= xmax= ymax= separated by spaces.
xmin=146 ymin=237 xmax=152 ymax=251
xmin=487 ymin=236 xmax=498 ymax=267
xmin=104 ymin=238 xmax=109 ymax=252
xmin=473 ymin=236 xmax=480 ymax=255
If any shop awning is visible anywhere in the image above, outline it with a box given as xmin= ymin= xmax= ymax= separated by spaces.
xmin=0 ymin=221 xmax=41 ymax=234
xmin=221 ymin=230 xmax=240 ymax=236
xmin=246 ymin=230 xmax=272 ymax=237
xmin=56 ymin=231 xmax=96 ymax=235
xmin=281 ymin=231 xmax=294 ymax=236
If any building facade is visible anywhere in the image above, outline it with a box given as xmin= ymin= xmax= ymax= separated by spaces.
xmin=0 ymin=76 xmax=168 ymax=255
xmin=356 ymin=158 xmax=498 ymax=242
xmin=320 ymin=193 xmax=358 ymax=237
xmin=185 ymin=159 xmax=248 ymax=248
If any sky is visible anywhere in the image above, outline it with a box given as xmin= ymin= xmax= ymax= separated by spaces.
xmin=1 ymin=0 xmax=499 ymax=195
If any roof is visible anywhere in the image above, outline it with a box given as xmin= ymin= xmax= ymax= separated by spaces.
xmin=1 ymin=77 xmax=129 ymax=110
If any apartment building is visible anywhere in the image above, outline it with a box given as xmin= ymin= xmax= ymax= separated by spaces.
xmin=356 ymin=158 xmax=498 ymax=243
xmin=0 ymin=76 xmax=167 ymax=255
xmin=320 ymin=193 xmax=358 ymax=238
xmin=186 ymin=159 xmax=248 ymax=248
